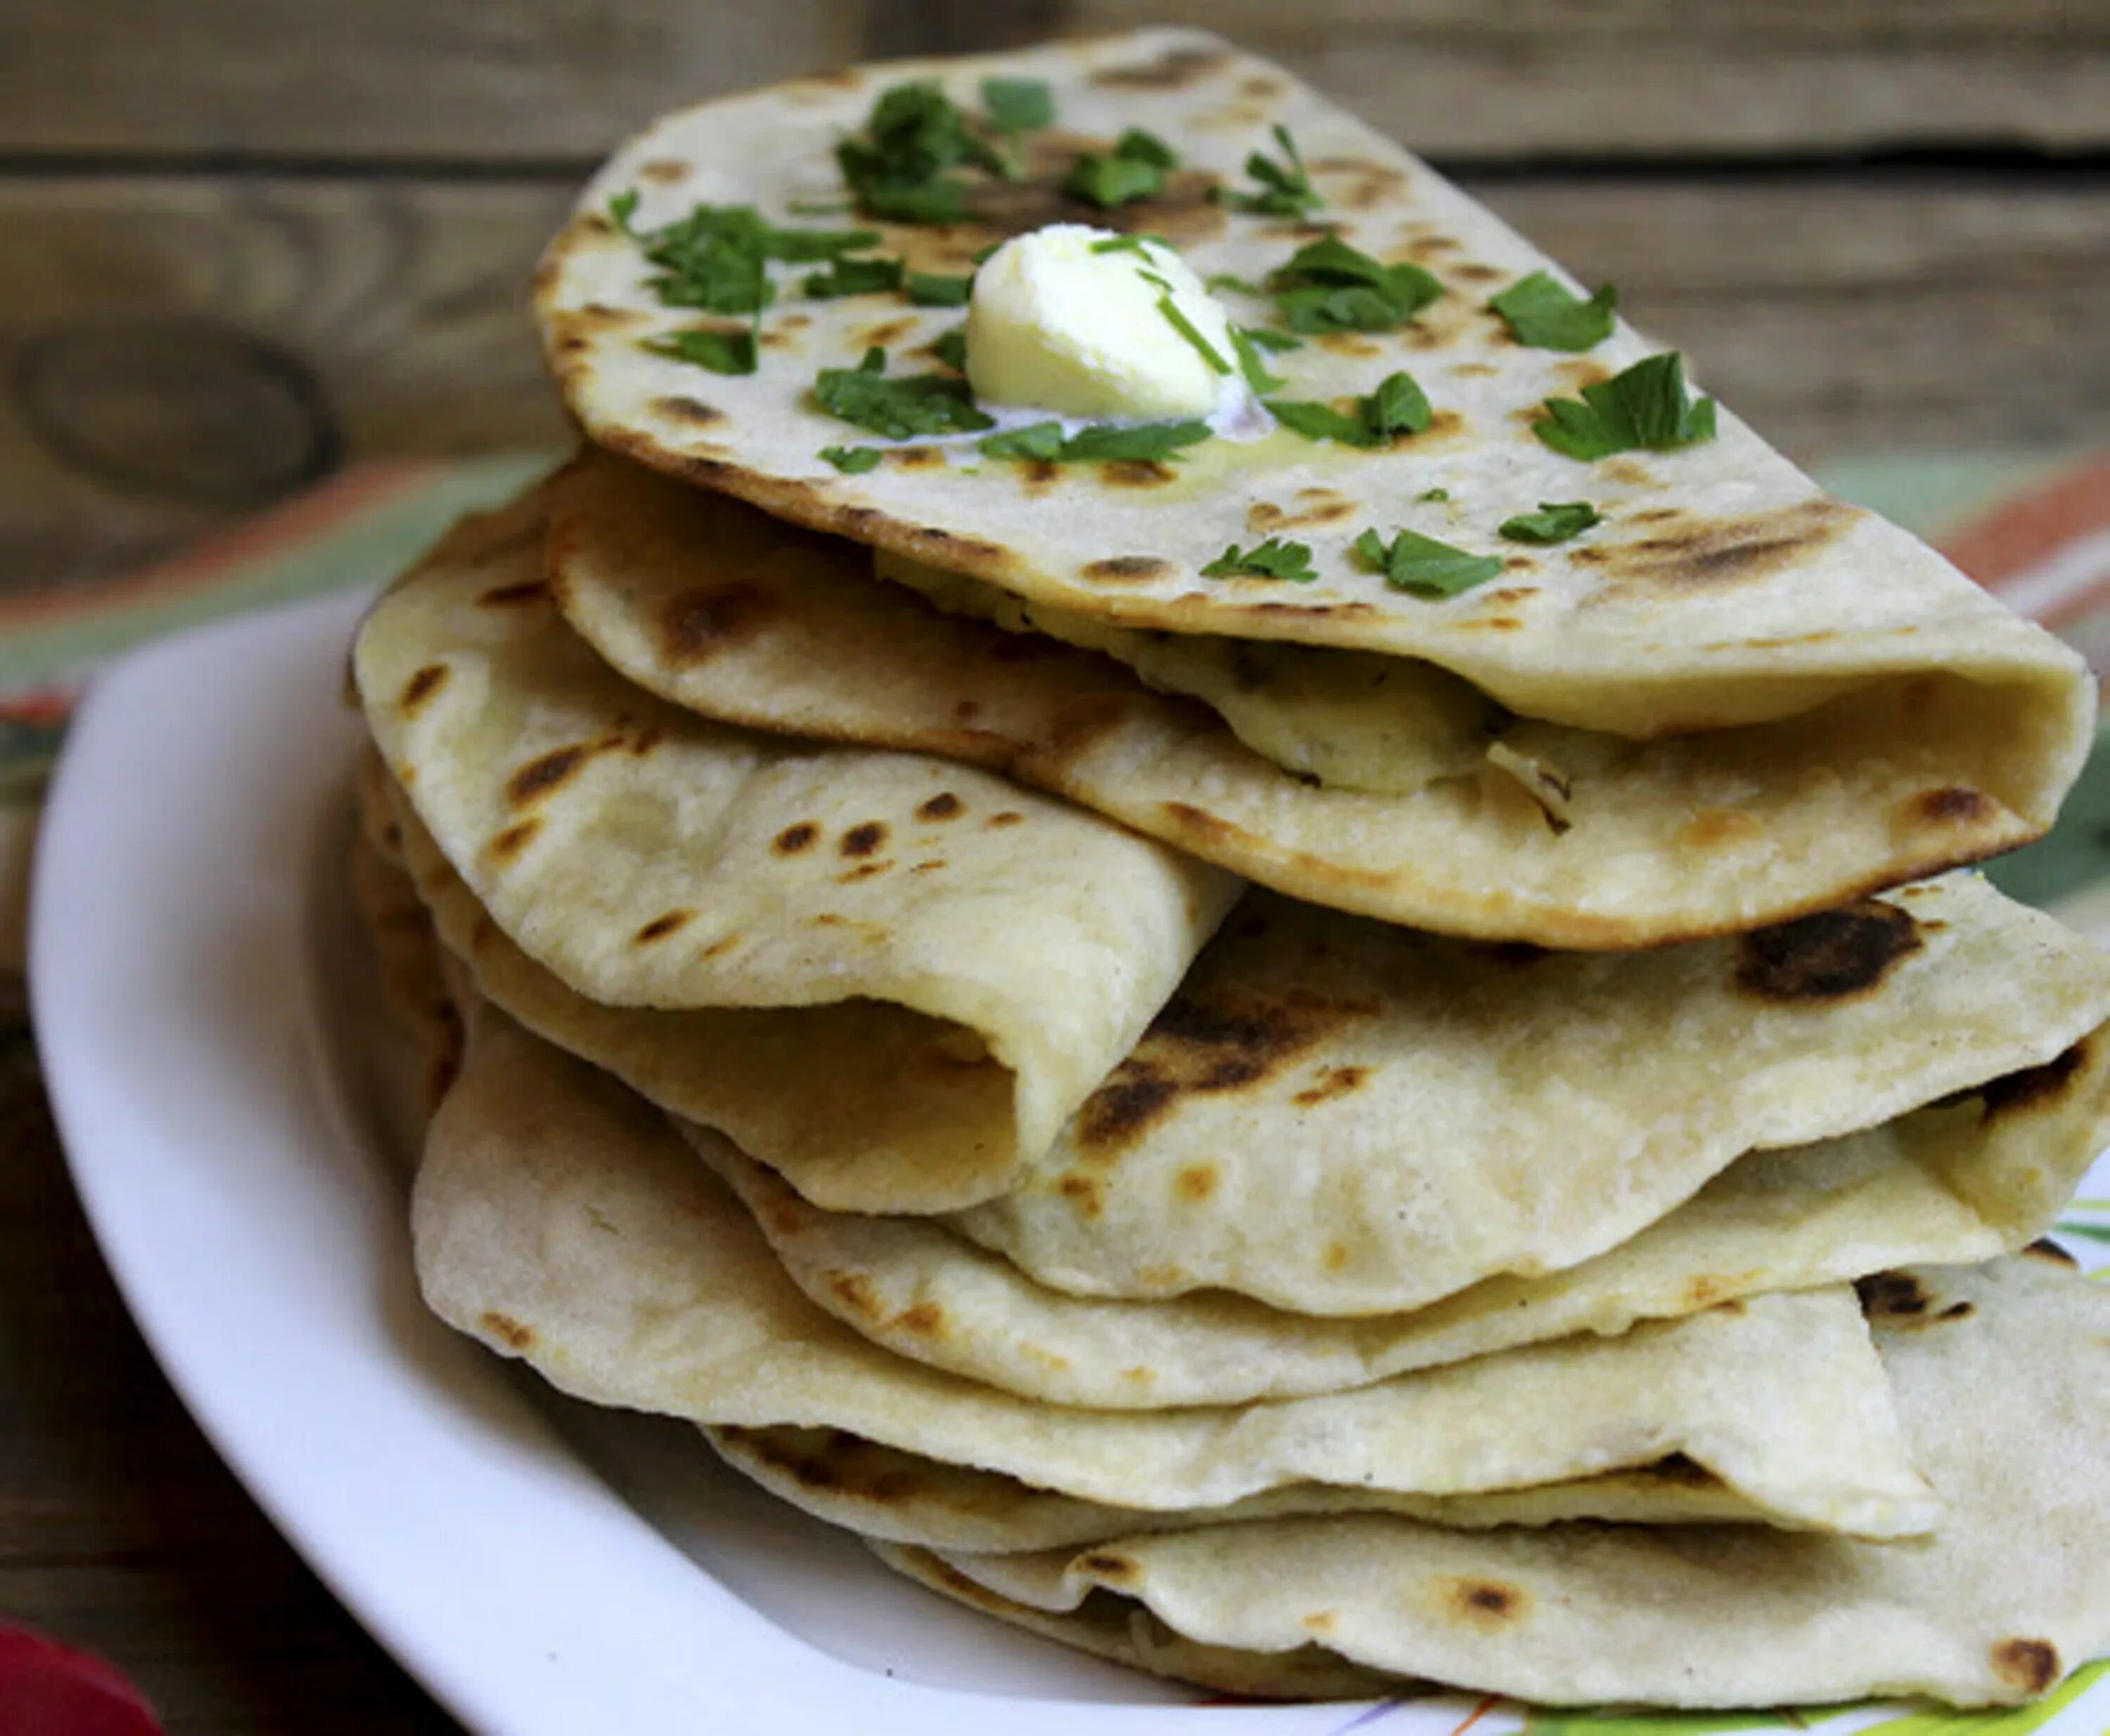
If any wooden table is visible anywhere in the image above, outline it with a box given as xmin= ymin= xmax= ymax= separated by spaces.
xmin=2 ymin=2 xmax=2106 ymax=1728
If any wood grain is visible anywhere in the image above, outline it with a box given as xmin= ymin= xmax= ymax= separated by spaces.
xmin=4 ymin=170 xmax=2106 ymax=587
xmin=0 ymin=1028 xmax=463 ymax=1734
xmin=1 ymin=0 xmax=2105 ymax=162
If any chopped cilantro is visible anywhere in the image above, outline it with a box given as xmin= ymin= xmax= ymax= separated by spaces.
xmin=1416 ymin=487 xmax=1450 ymax=502
xmin=1270 ymin=236 xmax=1443 ymax=335
xmin=836 ymin=81 xmax=1000 ymax=222
xmin=1355 ymin=528 xmax=1504 ymax=598
xmin=1206 ymin=272 xmax=1265 ymax=295
xmin=803 ymin=255 xmax=905 ymax=298
xmin=1500 ymin=501 xmax=1602 ymax=543
xmin=1091 ymin=233 xmax=1170 ymax=257
xmin=1267 ymin=370 xmax=1431 ymax=447
xmin=1113 ymin=127 xmax=1179 ymax=169
xmin=1218 ymin=125 xmax=1320 ymax=217
xmin=763 ymin=225 xmax=885 ymax=263
xmin=906 ymin=270 xmax=974 ymax=307
xmin=814 ymin=346 xmax=995 ymax=440
xmin=1230 ymin=327 xmax=1286 ymax=394
xmin=820 ymin=445 xmax=885 ymax=474
xmin=981 ymin=77 xmax=1054 ymax=136
xmin=1533 ymin=353 xmax=1717 ymax=461
xmin=644 ymin=326 xmax=757 ymax=376
xmin=1156 ymin=296 xmax=1230 ymax=374
xmin=929 ymin=327 xmax=968 ymax=371
xmin=1201 ymin=538 xmax=1317 ymax=582
xmin=1242 ymin=327 xmax=1303 ymax=352
xmin=977 ymin=419 xmax=1212 ymax=465
xmin=971 ymin=242 xmax=1002 ymax=265
xmin=608 ymin=189 xmax=640 ymax=233
xmin=1065 ymin=151 xmax=1164 ymax=209
xmin=613 ymin=200 xmax=882 ymax=315
xmin=1490 ymin=272 xmax=1617 ymax=352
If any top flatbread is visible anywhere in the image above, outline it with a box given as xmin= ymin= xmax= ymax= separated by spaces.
xmin=534 ymin=32 xmax=2091 ymax=941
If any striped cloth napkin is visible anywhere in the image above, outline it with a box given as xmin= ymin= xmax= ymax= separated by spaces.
xmin=5 ymin=449 xmax=2108 ymax=978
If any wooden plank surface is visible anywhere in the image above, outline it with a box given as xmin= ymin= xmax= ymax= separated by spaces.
xmin=3 ymin=0 xmax=2106 ymax=162
xmin=4 ymin=170 xmax=2107 ymax=589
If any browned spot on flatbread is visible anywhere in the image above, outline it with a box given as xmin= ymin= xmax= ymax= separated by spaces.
xmin=399 ymin=663 xmax=449 ymax=714
xmin=1293 ymin=1064 xmax=1369 ymax=1108
xmin=986 ymin=810 xmax=1025 ymax=828
xmin=1601 ymin=458 xmax=1658 ymax=487
xmin=1249 ymin=493 xmax=1355 ymax=533
xmin=1057 ymin=1171 xmax=1104 ymax=1218
xmin=1991 ymin=1639 xmax=2061 ymax=1696
xmin=889 ymin=445 xmax=945 ymax=471
xmin=1579 ymin=498 xmax=1860 ymax=592
xmin=839 ymin=822 xmax=888 ymax=858
xmin=478 ymin=577 xmax=548 ymax=608
xmin=651 ymin=394 xmax=722 ymax=426
xmin=773 ymin=822 xmax=819 ymax=855
xmin=1085 ymin=555 xmax=1172 ymax=582
xmin=1734 ymin=900 xmax=1920 ymax=1002
xmin=1452 ymin=262 xmax=1504 ymax=284
xmin=1316 ymin=333 xmax=1385 ymax=360
xmin=1076 ymin=984 xmax=1375 ymax=1157
xmin=1449 ymin=360 xmax=1497 ymax=377
xmin=633 ymin=909 xmax=693 ymax=945
xmin=1981 ymin=1039 xmax=2090 ymax=1121
xmin=638 ymin=158 xmax=689 ymax=184
xmin=480 ymin=1311 xmax=534 ymax=1350
xmin=1077 ymin=1550 xmax=1139 ymax=1582
xmin=1855 ymin=1271 xmax=1930 ymax=1320
xmin=659 ymin=582 xmax=772 ymax=663
xmin=1554 ymin=357 xmax=1616 ymax=390
xmin=505 ymin=742 xmax=604 ymax=808
xmin=1174 ymin=1163 xmax=1218 ymax=1202
xmin=1911 ymin=785 xmax=1991 ymax=825
xmin=1431 ymin=1576 xmax=1530 ymax=1631
xmin=1628 ymin=506 xmax=1683 ymax=524
xmin=895 ymin=1302 xmax=945 ymax=1337
xmin=700 ymin=933 xmax=739 ymax=960
xmin=1092 ymin=44 xmax=1228 ymax=89
xmin=1407 ymin=234 xmax=1462 ymax=260
xmin=2026 ymin=1237 xmax=2080 ymax=1267
xmin=827 ymin=1270 xmax=883 ymax=1322
xmin=964 ymin=132 xmax=1227 ymax=250
xmin=489 ymin=818 xmax=541 ymax=861
xmin=1675 ymin=808 xmax=1765 ymax=853
xmin=1303 ymin=1610 xmax=1338 ymax=1635
xmin=1101 ymin=459 xmax=1176 ymax=488
xmin=916 ymin=792 xmax=964 ymax=821
xmin=857 ymin=317 xmax=920 ymax=350
xmin=837 ymin=861 xmax=889 ymax=882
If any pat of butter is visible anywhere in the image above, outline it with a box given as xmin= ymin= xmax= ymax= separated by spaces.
xmin=965 ymin=224 xmax=1240 ymax=420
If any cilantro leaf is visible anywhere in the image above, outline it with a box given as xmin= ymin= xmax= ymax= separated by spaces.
xmin=814 ymin=347 xmax=995 ymax=440
xmin=1114 ymin=127 xmax=1179 ymax=169
xmin=803 ymin=255 xmax=905 ymax=298
xmin=1267 ymin=371 xmax=1431 ymax=447
xmin=1269 ymin=236 xmax=1443 ymax=335
xmin=929 ymin=327 xmax=968 ymax=371
xmin=1156 ymin=297 xmax=1230 ymax=375
xmin=1230 ymin=327 xmax=1286 ymax=394
xmin=1416 ymin=487 xmax=1450 ymax=502
xmin=1091 ymin=233 xmax=1170 ymax=257
xmin=981 ymin=77 xmax=1054 ymax=135
xmin=1490 ymin=272 xmax=1618 ymax=351
xmin=836 ymin=81 xmax=1000 ymax=222
xmin=820 ymin=445 xmax=885 ymax=473
xmin=906 ymin=270 xmax=974 ymax=307
xmin=1064 ymin=151 xmax=1164 ymax=208
xmin=1499 ymin=501 xmax=1602 ymax=543
xmin=1219 ymin=125 xmax=1320 ymax=217
xmin=1202 ymin=538 xmax=1318 ymax=582
xmin=644 ymin=326 xmax=757 ymax=376
xmin=1243 ymin=327 xmax=1303 ymax=352
xmin=762 ymin=224 xmax=885 ymax=262
xmin=615 ymin=201 xmax=883 ymax=315
xmin=1206 ymin=272 xmax=1265 ymax=295
xmin=608 ymin=189 xmax=640 ymax=233
xmin=1355 ymin=527 xmax=1504 ymax=598
xmin=977 ymin=419 xmax=1213 ymax=465
xmin=1533 ymin=353 xmax=1717 ymax=461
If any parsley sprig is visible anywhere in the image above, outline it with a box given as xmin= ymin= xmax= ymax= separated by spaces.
xmin=644 ymin=326 xmax=757 ymax=376
xmin=978 ymin=420 xmax=1212 ymax=464
xmin=610 ymin=196 xmax=880 ymax=315
xmin=803 ymin=255 xmax=905 ymax=299
xmin=1534 ymin=353 xmax=1717 ymax=461
xmin=836 ymin=81 xmax=1009 ymax=222
xmin=819 ymin=445 xmax=885 ymax=474
xmin=1490 ymin=272 xmax=1618 ymax=351
xmin=1267 ymin=236 xmax=1443 ymax=335
xmin=1218 ymin=125 xmax=1321 ymax=218
xmin=1267 ymin=371 xmax=1431 ymax=447
xmin=815 ymin=347 xmax=995 ymax=440
xmin=1355 ymin=528 xmax=1505 ymax=598
xmin=1065 ymin=129 xmax=1181 ymax=209
xmin=1499 ymin=502 xmax=1601 ymax=544
xmin=1201 ymin=538 xmax=1317 ymax=582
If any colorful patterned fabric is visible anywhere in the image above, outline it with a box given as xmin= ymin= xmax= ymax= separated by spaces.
xmin=4 ymin=449 xmax=2108 ymax=973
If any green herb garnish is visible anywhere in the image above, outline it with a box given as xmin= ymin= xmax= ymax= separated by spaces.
xmin=613 ymin=200 xmax=882 ymax=314
xmin=608 ymin=190 xmax=640 ymax=233
xmin=1533 ymin=353 xmax=1717 ymax=461
xmin=1091 ymin=234 xmax=1170 ymax=257
xmin=1219 ymin=125 xmax=1320 ymax=217
xmin=1065 ymin=154 xmax=1162 ymax=208
xmin=1269 ymin=236 xmax=1443 ymax=335
xmin=1489 ymin=272 xmax=1618 ymax=352
xmin=981 ymin=77 xmax=1054 ymax=136
xmin=1267 ymin=370 xmax=1431 ymax=447
xmin=1417 ymin=487 xmax=1450 ymax=502
xmin=929 ymin=328 xmax=968 ymax=371
xmin=820 ymin=445 xmax=885 ymax=473
xmin=1113 ymin=127 xmax=1179 ymax=169
xmin=906 ymin=270 xmax=975 ymax=307
xmin=1230 ymin=327 xmax=1286 ymax=393
xmin=814 ymin=346 xmax=995 ymax=440
xmin=1355 ymin=528 xmax=1504 ymax=598
xmin=977 ymin=419 xmax=1212 ymax=465
xmin=1206 ymin=272 xmax=1265 ymax=295
xmin=803 ymin=255 xmax=906 ymax=298
xmin=836 ymin=81 xmax=1002 ymax=223
xmin=1499 ymin=501 xmax=1602 ymax=543
xmin=1201 ymin=538 xmax=1317 ymax=582
xmin=1243 ymin=327 xmax=1303 ymax=352
xmin=1156 ymin=296 xmax=1230 ymax=374
xmin=644 ymin=326 xmax=757 ymax=376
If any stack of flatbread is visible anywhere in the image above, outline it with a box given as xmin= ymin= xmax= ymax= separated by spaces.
xmin=347 ymin=27 xmax=2110 ymax=1709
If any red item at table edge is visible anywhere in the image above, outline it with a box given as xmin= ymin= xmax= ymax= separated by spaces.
xmin=0 ymin=1625 xmax=163 ymax=1736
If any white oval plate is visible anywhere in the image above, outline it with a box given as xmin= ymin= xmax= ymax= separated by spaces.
xmin=32 ymin=593 xmax=2110 ymax=1736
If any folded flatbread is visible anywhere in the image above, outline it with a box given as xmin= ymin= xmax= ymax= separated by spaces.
xmin=411 ymin=1007 xmax=1937 ymax=1538
xmin=353 ymin=494 xmax=1237 ymax=1211
xmin=535 ymin=34 xmax=2091 ymax=945
xmin=894 ymin=1253 xmax=2110 ymax=1709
